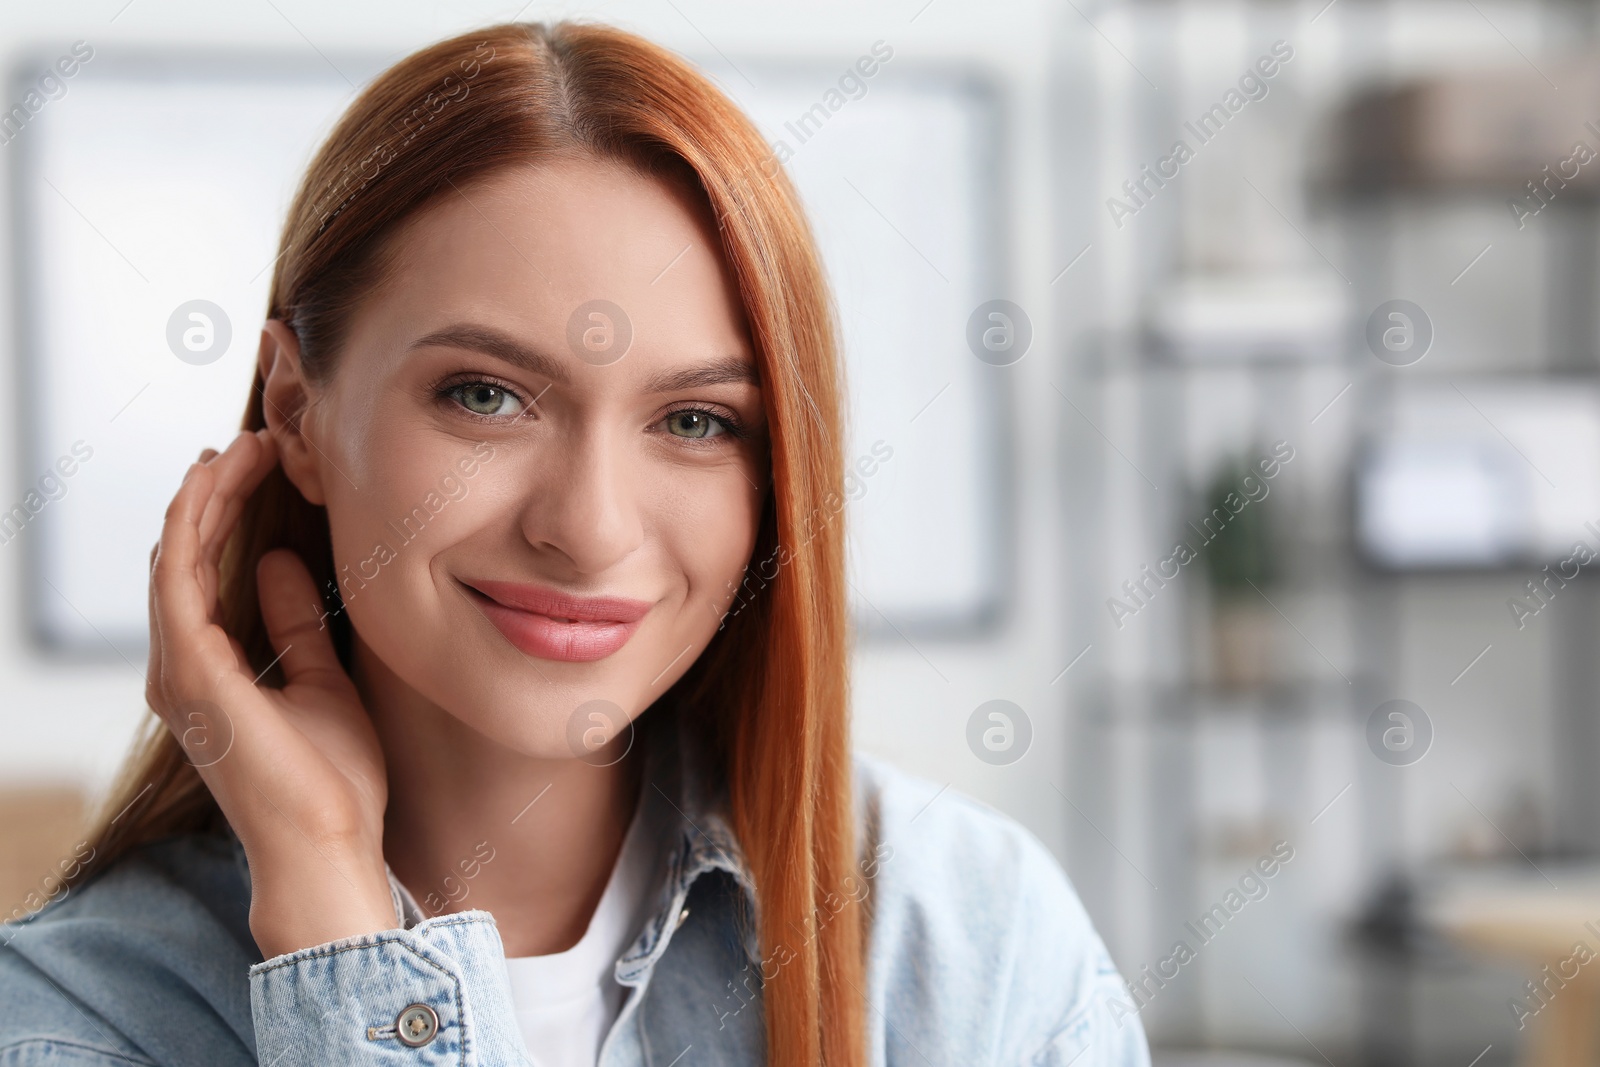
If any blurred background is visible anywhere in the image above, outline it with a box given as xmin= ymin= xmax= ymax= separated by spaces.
xmin=1 ymin=0 xmax=1596 ymax=1063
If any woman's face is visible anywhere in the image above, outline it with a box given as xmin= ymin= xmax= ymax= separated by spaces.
xmin=269 ymin=157 xmax=767 ymax=758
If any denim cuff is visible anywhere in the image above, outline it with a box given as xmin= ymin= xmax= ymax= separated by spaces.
xmin=248 ymin=910 xmax=532 ymax=1066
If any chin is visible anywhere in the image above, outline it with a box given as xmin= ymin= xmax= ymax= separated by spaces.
xmin=441 ymin=663 xmax=650 ymax=762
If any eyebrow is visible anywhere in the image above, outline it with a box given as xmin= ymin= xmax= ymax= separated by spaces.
xmin=409 ymin=323 xmax=760 ymax=392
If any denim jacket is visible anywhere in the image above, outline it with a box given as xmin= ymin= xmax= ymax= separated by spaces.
xmin=0 ymin=714 xmax=1149 ymax=1067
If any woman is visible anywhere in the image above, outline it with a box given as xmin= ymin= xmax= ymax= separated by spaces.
xmin=0 ymin=20 xmax=1147 ymax=1067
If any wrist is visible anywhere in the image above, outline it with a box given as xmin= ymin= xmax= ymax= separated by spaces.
xmin=250 ymin=891 xmax=398 ymax=959
xmin=246 ymin=848 xmax=397 ymax=959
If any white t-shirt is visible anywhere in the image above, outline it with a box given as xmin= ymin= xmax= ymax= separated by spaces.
xmin=502 ymin=797 xmax=660 ymax=1067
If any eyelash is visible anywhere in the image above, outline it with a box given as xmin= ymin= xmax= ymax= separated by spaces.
xmin=431 ymin=374 xmax=749 ymax=441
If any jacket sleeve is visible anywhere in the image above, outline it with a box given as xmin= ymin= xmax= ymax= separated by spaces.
xmin=851 ymin=754 xmax=1153 ymax=1066
xmin=997 ymin=827 xmax=1153 ymax=1067
xmin=248 ymin=910 xmax=535 ymax=1066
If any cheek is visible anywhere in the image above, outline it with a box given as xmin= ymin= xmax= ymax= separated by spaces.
xmin=654 ymin=473 xmax=763 ymax=611
xmin=321 ymin=428 xmax=492 ymax=624
xmin=632 ymin=466 xmax=763 ymax=680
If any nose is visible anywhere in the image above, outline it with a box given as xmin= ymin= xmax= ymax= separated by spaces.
xmin=515 ymin=422 xmax=645 ymax=576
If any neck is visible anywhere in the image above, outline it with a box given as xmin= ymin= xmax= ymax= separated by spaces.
xmin=351 ymin=637 xmax=643 ymax=957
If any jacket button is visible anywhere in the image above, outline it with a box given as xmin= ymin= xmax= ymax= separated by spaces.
xmin=396 ymin=1003 xmax=439 ymax=1047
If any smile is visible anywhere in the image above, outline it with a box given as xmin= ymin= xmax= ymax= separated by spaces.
xmin=459 ymin=579 xmax=651 ymax=663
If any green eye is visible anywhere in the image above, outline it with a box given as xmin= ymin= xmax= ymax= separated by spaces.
xmin=450 ymin=383 xmax=523 ymax=417
xmin=666 ymin=410 xmax=725 ymax=439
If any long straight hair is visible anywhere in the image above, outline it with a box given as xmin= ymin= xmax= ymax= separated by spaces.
xmin=73 ymin=21 xmax=864 ymax=1066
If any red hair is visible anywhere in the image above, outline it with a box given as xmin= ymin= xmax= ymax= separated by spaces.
xmin=76 ymin=21 xmax=864 ymax=1066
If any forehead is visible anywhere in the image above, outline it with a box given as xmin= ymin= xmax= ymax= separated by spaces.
xmin=359 ymin=157 xmax=753 ymax=371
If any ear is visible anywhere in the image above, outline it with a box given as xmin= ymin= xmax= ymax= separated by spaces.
xmin=258 ymin=319 xmax=327 ymax=506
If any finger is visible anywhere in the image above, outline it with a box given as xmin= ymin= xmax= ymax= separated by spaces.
xmin=201 ymin=495 xmax=245 ymax=580
xmin=197 ymin=431 xmax=275 ymax=549
xmin=202 ymin=433 xmax=278 ymax=574
xmin=146 ymin=541 xmax=164 ymax=708
xmin=191 ymin=441 xmax=227 ymax=541
xmin=257 ymin=549 xmax=350 ymax=693
xmin=149 ymin=462 xmax=229 ymax=716
xmin=194 ymin=438 xmax=243 ymax=550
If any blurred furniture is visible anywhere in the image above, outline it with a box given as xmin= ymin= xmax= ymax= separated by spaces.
xmin=1350 ymin=873 xmax=1528 ymax=1067
xmin=1330 ymin=66 xmax=1600 ymax=1067
xmin=1074 ymin=674 xmax=1372 ymax=1044
xmin=1060 ymin=7 xmax=1600 ymax=1054
xmin=1422 ymin=867 xmax=1600 ymax=1067
xmin=1354 ymin=385 xmax=1600 ymax=570
xmin=0 ymin=786 xmax=87 ymax=921
xmin=1332 ymin=63 xmax=1600 ymax=192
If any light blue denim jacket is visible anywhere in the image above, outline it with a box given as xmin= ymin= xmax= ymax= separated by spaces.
xmin=0 ymin=714 xmax=1149 ymax=1066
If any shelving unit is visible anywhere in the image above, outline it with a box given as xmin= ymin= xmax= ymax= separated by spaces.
xmin=1066 ymin=328 xmax=1388 ymax=1044
xmin=1050 ymin=4 xmax=1600 ymax=1059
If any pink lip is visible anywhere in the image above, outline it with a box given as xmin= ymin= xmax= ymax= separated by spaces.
xmin=461 ymin=579 xmax=651 ymax=663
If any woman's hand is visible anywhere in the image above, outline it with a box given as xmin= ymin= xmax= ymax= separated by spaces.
xmin=146 ymin=428 xmax=396 ymax=959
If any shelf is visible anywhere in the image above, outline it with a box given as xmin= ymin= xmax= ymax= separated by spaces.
xmin=1076 ymin=674 xmax=1382 ymax=726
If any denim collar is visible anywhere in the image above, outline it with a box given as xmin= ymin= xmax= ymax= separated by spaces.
xmin=619 ymin=707 xmax=761 ymax=979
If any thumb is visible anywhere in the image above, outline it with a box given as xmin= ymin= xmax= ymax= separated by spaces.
xmin=256 ymin=549 xmax=348 ymax=692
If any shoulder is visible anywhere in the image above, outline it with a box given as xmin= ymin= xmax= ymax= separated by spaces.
xmin=0 ymin=832 xmax=258 ymax=1067
xmin=850 ymin=752 xmax=1151 ymax=1066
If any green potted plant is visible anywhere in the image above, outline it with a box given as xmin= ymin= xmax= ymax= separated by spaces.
xmin=1198 ymin=453 xmax=1280 ymax=689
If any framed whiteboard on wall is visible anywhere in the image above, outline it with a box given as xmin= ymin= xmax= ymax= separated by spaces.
xmin=705 ymin=60 xmax=1011 ymax=639
xmin=10 ymin=48 xmax=1009 ymax=655
xmin=10 ymin=51 xmax=364 ymax=660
